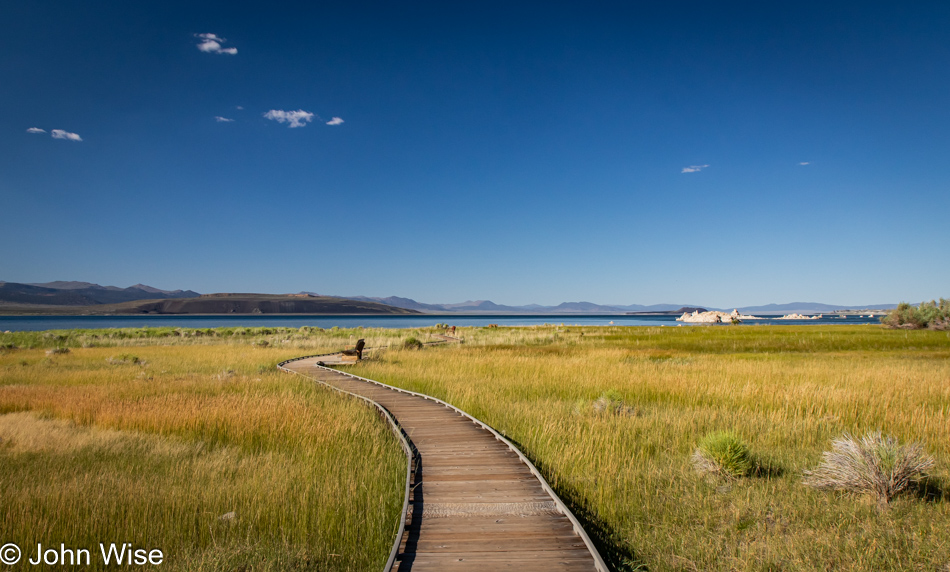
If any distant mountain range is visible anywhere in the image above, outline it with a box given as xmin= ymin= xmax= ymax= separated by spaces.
xmin=98 ymin=294 xmax=417 ymax=315
xmin=0 ymin=280 xmax=899 ymax=315
xmin=316 ymin=295 xmax=898 ymax=315
xmin=0 ymin=282 xmax=415 ymax=315
xmin=0 ymin=281 xmax=199 ymax=306
xmin=304 ymin=294 xmax=696 ymax=314
xmin=732 ymin=302 xmax=897 ymax=314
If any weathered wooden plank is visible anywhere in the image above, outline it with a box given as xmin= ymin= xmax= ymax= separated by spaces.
xmin=421 ymin=472 xmax=535 ymax=481
xmin=413 ymin=521 xmax=576 ymax=536
xmin=412 ymin=536 xmax=588 ymax=551
xmin=398 ymin=554 xmax=595 ymax=572
xmin=421 ymin=480 xmax=546 ymax=495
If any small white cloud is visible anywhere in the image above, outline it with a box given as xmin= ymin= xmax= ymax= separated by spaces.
xmin=681 ymin=164 xmax=709 ymax=173
xmin=326 ymin=117 xmax=344 ymax=126
xmin=197 ymin=38 xmax=222 ymax=52
xmin=798 ymin=161 xmax=810 ymax=166
xmin=235 ymin=106 xmax=244 ymax=110
xmin=263 ymin=109 xmax=314 ymax=128
xmin=215 ymin=116 xmax=235 ymax=122
xmin=195 ymin=33 xmax=237 ymax=55
xmin=51 ymin=129 xmax=82 ymax=141
xmin=26 ymin=127 xmax=46 ymax=134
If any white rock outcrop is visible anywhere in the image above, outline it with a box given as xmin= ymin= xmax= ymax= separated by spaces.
xmin=676 ymin=309 xmax=764 ymax=323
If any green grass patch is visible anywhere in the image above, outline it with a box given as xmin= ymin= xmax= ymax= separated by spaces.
xmin=693 ymin=431 xmax=754 ymax=479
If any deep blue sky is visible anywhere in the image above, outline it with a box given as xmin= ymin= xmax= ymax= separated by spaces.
xmin=2 ymin=2 xmax=948 ymax=307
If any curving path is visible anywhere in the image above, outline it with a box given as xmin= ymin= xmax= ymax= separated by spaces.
xmin=280 ymin=352 xmax=607 ymax=571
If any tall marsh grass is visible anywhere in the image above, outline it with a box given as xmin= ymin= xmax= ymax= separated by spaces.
xmin=0 ymin=342 xmax=407 ymax=571
xmin=0 ymin=325 xmax=440 ymax=353
xmin=3 ymin=323 xmax=948 ymax=570
xmin=356 ymin=325 xmax=950 ymax=571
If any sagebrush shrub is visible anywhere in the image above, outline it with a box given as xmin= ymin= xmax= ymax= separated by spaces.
xmin=803 ymin=431 xmax=934 ymax=505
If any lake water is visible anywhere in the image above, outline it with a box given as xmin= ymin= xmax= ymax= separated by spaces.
xmin=0 ymin=314 xmax=884 ymax=332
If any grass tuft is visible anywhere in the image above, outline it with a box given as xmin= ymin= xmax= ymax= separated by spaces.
xmin=803 ymin=431 xmax=935 ymax=505
xmin=692 ymin=431 xmax=754 ymax=479
xmin=592 ymin=389 xmax=636 ymax=416
xmin=106 ymin=353 xmax=141 ymax=365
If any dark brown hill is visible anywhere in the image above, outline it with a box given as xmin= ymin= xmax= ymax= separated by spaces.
xmin=0 ymin=281 xmax=200 ymax=305
xmin=0 ymin=294 xmax=419 ymax=315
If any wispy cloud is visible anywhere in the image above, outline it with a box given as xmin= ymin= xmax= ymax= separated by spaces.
xmin=26 ymin=127 xmax=46 ymax=134
xmin=235 ymin=106 xmax=244 ymax=110
xmin=681 ymin=164 xmax=709 ymax=173
xmin=51 ymin=129 xmax=82 ymax=141
xmin=263 ymin=109 xmax=314 ymax=128
xmin=798 ymin=161 xmax=810 ymax=166
xmin=326 ymin=117 xmax=344 ymax=126
xmin=215 ymin=116 xmax=235 ymax=122
xmin=195 ymin=33 xmax=237 ymax=55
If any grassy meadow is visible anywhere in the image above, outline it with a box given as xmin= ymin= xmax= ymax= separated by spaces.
xmin=351 ymin=324 xmax=950 ymax=571
xmin=0 ymin=327 xmax=409 ymax=571
xmin=1 ymin=323 xmax=948 ymax=571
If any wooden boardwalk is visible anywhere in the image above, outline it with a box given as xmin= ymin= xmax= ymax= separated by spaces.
xmin=280 ymin=355 xmax=607 ymax=571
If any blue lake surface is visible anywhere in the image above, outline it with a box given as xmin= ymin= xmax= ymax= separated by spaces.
xmin=0 ymin=314 xmax=884 ymax=332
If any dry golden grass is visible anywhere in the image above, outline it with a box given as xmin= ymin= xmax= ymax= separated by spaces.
xmin=0 ymin=325 xmax=441 ymax=353
xmin=355 ymin=325 xmax=950 ymax=571
xmin=2 ymin=323 xmax=948 ymax=571
xmin=0 ymin=343 xmax=406 ymax=571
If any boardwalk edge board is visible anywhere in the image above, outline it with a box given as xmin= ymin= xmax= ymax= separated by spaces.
xmin=278 ymin=351 xmax=610 ymax=572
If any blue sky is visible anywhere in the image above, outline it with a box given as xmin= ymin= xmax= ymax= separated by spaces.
xmin=2 ymin=1 xmax=948 ymax=307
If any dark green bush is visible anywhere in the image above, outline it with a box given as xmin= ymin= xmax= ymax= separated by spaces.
xmin=881 ymin=299 xmax=949 ymax=330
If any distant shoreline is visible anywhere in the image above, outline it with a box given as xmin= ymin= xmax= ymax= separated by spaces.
xmin=0 ymin=313 xmax=887 ymax=333
xmin=0 ymin=308 xmax=892 ymax=317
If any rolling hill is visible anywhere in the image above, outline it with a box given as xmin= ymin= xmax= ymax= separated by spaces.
xmin=0 ymin=281 xmax=199 ymax=306
xmin=0 ymin=292 xmax=419 ymax=315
